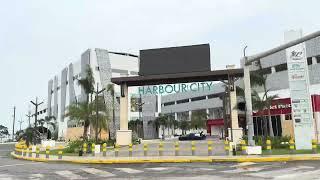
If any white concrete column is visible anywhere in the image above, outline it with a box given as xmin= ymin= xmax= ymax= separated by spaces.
xmin=312 ymin=57 xmax=317 ymax=65
xmin=243 ymin=63 xmax=255 ymax=146
xmin=230 ymin=89 xmax=239 ymax=129
xmin=120 ymin=84 xmax=128 ymax=130
xmin=271 ymin=66 xmax=276 ymax=73
xmin=314 ymin=112 xmax=320 ymax=142
xmin=116 ymin=84 xmax=132 ymax=145
xmin=189 ymin=110 xmax=192 ymax=121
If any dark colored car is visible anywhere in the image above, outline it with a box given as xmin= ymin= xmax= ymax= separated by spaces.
xmin=178 ymin=133 xmax=206 ymax=141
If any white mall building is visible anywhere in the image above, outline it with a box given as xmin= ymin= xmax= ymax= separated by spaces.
xmin=36 ymin=49 xmax=140 ymax=140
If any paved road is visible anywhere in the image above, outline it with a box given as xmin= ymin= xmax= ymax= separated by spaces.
xmin=3 ymin=143 xmax=320 ymax=179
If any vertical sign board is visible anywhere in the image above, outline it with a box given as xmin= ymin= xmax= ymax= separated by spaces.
xmin=285 ymin=30 xmax=314 ymax=150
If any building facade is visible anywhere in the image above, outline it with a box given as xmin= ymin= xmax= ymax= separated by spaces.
xmin=142 ymin=31 xmax=320 ymax=140
xmin=41 ymin=49 xmax=141 ymax=140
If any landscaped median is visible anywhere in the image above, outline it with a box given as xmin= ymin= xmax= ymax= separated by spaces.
xmin=11 ymin=150 xmax=320 ymax=164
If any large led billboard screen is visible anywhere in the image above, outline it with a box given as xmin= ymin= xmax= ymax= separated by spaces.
xmin=139 ymin=44 xmax=210 ymax=76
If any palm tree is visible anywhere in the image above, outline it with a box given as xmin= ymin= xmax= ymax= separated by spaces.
xmin=190 ymin=110 xmax=208 ymax=130
xmin=148 ymin=113 xmax=168 ymax=139
xmin=179 ymin=119 xmax=190 ymax=135
xmin=249 ymin=61 xmax=276 ymax=137
xmin=76 ymin=65 xmax=95 ymax=140
xmin=43 ymin=116 xmax=57 ymax=140
xmin=106 ymin=84 xmax=116 ymax=139
xmin=251 ymin=90 xmax=278 ymax=137
xmin=129 ymin=119 xmax=143 ymax=137
xmin=66 ymin=102 xmax=94 ymax=140
xmin=16 ymin=127 xmax=41 ymax=147
xmin=91 ymin=96 xmax=110 ymax=141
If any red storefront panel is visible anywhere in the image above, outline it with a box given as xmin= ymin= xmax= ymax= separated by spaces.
xmin=253 ymin=94 xmax=320 ymax=116
xmin=206 ymin=119 xmax=224 ymax=135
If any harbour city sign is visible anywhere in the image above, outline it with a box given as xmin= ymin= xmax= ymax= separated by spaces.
xmin=138 ymin=82 xmax=213 ymax=95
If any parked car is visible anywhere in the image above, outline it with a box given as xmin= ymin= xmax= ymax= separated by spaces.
xmin=178 ymin=133 xmax=206 ymax=141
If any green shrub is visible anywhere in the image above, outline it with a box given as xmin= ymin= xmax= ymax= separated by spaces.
xmin=64 ymin=138 xmax=116 ymax=154
xmin=242 ymin=135 xmax=292 ymax=150
xmin=64 ymin=140 xmax=82 ymax=153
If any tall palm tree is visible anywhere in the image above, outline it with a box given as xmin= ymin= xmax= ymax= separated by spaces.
xmin=248 ymin=61 xmax=276 ymax=137
xmin=251 ymin=90 xmax=278 ymax=137
xmin=77 ymin=65 xmax=95 ymax=140
xmin=190 ymin=110 xmax=208 ymax=130
xmin=107 ymin=84 xmax=116 ymax=139
xmin=66 ymin=102 xmax=94 ymax=140
xmin=148 ymin=113 xmax=168 ymax=139
xmin=179 ymin=119 xmax=190 ymax=135
xmin=129 ymin=119 xmax=143 ymax=137
xmin=91 ymin=96 xmax=110 ymax=142
xmin=16 ymin=127 xmax=41 ymax=147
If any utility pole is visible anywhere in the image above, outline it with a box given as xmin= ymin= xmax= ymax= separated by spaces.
xmin=26 ymin=111 xmax=32 ymax=127
xmin=30 ymin=97 xmax=44 ymax=128
xmin=94 ymin=83 xmax=106 ymax=141
xmin=18 ymin=118 xmax=23 ymax=131
xmin=12 ymin=106 xmax=16 ymax=141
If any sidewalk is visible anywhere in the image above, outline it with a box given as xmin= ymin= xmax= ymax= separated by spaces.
xmin=11 ymin=151 xmax=320 ymax=164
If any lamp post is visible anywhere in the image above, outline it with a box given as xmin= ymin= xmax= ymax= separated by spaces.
xmin=30 ymin=97 xmax=44 ymax=128
xmin=135 ymin=95 xmax=145 ymax=138
xmin=26 ymin=111 xmax=32 ymax=127
xmin=93 ymin=83 xmax=106 ymax=141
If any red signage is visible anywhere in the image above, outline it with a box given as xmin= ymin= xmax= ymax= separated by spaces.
xmin=253 ymin=94 xmax=320 ymax=116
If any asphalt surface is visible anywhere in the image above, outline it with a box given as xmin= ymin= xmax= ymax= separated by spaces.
xmin=3 ymin=143 xmax=320 ymax=179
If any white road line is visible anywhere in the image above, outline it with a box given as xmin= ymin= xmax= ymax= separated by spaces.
xmin=115 ymin=168 xmax=143 ymax=174
xmin=28 ymin=174 xmax=44 ymax=179
xmin=0 ymin=174 xmax=14 ymax=180
xmin=274 ymin=169 xmax=320 ymax=179
xmin=0 ymin=163 xmax=42 ymax=168
xmin=230 ymin=162 xmax=256 ymax=167
xmin=247 ymin=166 xmax=314 ymax=178
xmin=55 ymin=170 xmax=86 ymax=180
xmin=222 ymin=167 xmax=265 ymax=173
xmin=198 ymin=168 xmax=216 ymax=171
xmin=81 ymin=168 xmax=115 ymax=177
xmin=145 ymin=167 xmax=169 ymax=171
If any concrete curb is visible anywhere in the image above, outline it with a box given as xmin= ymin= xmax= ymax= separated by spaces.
xmin=11 ymin=152 xmax=320 ymax=164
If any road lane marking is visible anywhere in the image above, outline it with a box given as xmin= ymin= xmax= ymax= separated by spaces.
xmin=0 ymin=162 xmax=42 ymax=168
xmin=231 ymin=162 xmax=256 ymax=167
xmin=222 ymin=167 xmax=265 ymax=173
xmin=28 ymin=174 xmax=44 ymax=179
xmin=115 ymin=168 xmax=143 ymax=174
xmin=198 ymin=168 xmax=216 ymax=171
xmin=81 ymin=168 xmax=115 ymax=177
xmin=247 ymin=166 xmax=314 ymax=178
xmin=274 ymin=169 xmax=320 ymax=179
xmin=145 ymin=167 xmax=169 ymax=171
xmin=55 ymin=170 xmax=86 ymax=179
xmin=0 ymin=174 xmax=14 ymax=180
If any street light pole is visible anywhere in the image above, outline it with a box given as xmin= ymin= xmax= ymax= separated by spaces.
xmin=18 ymin=118 xmax=23 ymax=131
xmin=26 ymin=111 xmax=32 ymax=127
xmin=12 ymin=106 xmax=16 ymax=141
xmin=94 ymin=83 xmax=106 ymax=141
xmin=30 ymin=97 xmax=44 ymax=128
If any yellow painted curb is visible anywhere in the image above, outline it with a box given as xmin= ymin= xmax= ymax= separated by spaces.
xmin=11 ymin=152 xmax=320 ymax=164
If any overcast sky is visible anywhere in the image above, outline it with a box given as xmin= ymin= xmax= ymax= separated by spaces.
xmin=1 ymin=0 xmax=319 ymax=132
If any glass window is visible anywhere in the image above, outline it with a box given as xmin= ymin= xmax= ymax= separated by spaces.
xmin=275 ymin=63 xmax=288 ymax=72
xmin=307 ymin=57 xmax=313 ymax=65
xmin=191 ymin=96 xmax=206 ymax=102
xmin=177 ymin=99 xmax=189 ymax=104
xmin=285 ymin=114 xmax=292 ymax=120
